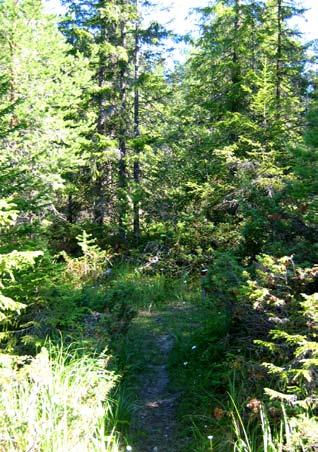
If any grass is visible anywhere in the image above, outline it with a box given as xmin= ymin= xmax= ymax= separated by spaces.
xmin=102 ymin=265 xmax=254 ymax=451
xmin=228 ymin=396 xmax=318 ymax=452
xmin=103 ymin=263 xmax=190 ymax=310
xmin=101 ymin=264 xmax=208 ymax=449
xmin=0 ymin=343 xmax=121 ymax=452
xmin=167 ymin=296 xmax=233 ymax=451
xmin=167 ymin=300 xmax=318 ymax=452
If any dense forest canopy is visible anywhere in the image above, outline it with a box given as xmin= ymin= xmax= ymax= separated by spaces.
xmin=0 ymin=0 xmax=317 ymax=450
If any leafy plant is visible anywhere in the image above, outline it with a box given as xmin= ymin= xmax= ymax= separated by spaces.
xmin=235 ymin=255 xmax=318 ymax=449
xmin=0 ymin=200 xmax=43 ymax=343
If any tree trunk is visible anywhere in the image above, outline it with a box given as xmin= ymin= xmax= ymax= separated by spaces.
xmin=118 ymin=13 xmax=128 ymax=242
xmin=67 ymin=193 xmax=75 ymax=223
xmin=133 ymin=0 xmax=141 ymax=242
xmin=8 ymin=2 xmax=18 ymax=129
xmin=232 ymin=0 xmax=240 ymax=100
xmin=229 ymin=0 xmax=241 ymax=142
xmin=275 ymin=0 xmax=282 ymax=119
xmin=93 ymin=25 xmax=107 ymax=225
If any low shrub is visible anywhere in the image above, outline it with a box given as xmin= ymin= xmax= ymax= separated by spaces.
xmin=61 ymin=231 xmax=111 ymax=284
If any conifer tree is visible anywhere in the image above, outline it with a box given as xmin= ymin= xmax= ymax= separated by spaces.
xmin=255 ymin=0 xmax=306 ymax=143
xmin=0 ymin=0 xmax=92 ymax=218
xmin=61 ymin=0 xmax=132 ymax=234
xmin=159 ymin=0 xmax=308 ymax=257
xmin=60 ymin=0 xmax=169 ymax=241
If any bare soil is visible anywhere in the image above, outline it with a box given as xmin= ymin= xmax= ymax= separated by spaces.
xmin=128 ymin=303 xmax=203 ymax=452
xmin=131 ymin=327 xmax=178 ymax=452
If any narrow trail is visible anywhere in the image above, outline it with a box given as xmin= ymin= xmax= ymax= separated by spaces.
xmin=131 ymin=318 xmax=177 ymax=451
xmin=126 ymin=303 xmax=205 ymax=452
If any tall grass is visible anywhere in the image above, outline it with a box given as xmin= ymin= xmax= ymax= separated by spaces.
xmin=0 ymin=344 xmax=120 ymax=451
xmin=229 ymin=395 xmax=315 ymax=452
xmin=106 ymin=263 xmax=194 ymax=311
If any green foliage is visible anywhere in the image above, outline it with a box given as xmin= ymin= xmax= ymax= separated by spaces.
xmin=34 ymin=286 xmax=86 ymax=338
xmin=0 ymin=0 xmax=92 ymax=215
xmin=167 ymin=293 xmax=232 ymax=449
xmin=204 ymin=251 xmax=246 ymax=304
xmin=0 ymin=250 xmax=43 ymax=325
xmin=229 ymin=396 xmax=317 ymax=452
xmin=0 ymin=344 xmax=120 ymax=451
xmin=61 ymin=231 xmax=111 ymax=284
xmin=0 ymin=199 xmax=43 ymax=342
xmin=97 ymin=264 xmax=184 ymax=313
xmin=231 ymin=255 xmax=318 ymax=449
xmin=0 ymin=0 xmax=316 ymax=449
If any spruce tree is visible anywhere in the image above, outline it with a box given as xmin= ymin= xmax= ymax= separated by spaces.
xmin=0 ymin=0 xmax=92 ymax=218
xmin=60 ymin=0 xmax=169 ymax=241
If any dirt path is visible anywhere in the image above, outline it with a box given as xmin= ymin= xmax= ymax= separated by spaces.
xmin=130 ymin=323 xmax=177 ymax=451
xmin=127 ymin=303 xmax=204 ymax=452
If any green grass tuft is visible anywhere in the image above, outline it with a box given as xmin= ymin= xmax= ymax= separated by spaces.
xmin=0 ymin=343 xmax=121 ymax=451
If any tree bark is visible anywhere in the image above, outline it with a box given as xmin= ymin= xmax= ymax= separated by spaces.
xmin=118 ymin=11 xmax=128 ymax=242
xmin=93 ymin=23 xmax=107 ymax=225
xmin=133 ymin=0 xmax=141 ymax=242
xmin=230 ymin=0 xmax=241 ymax=114
xmin=275 ymin=0 xmax=282 ymax=119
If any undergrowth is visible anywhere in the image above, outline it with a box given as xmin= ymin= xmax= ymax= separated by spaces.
xmin=0 ymin=343 xmax=120 ymax=452
xmin=1 ymin=221 xmax=317 ymax=452
xmin=0 ymin=232 xmax=137 ymax=451
xmin=167 ymin=251 xmax=318 ymax=451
